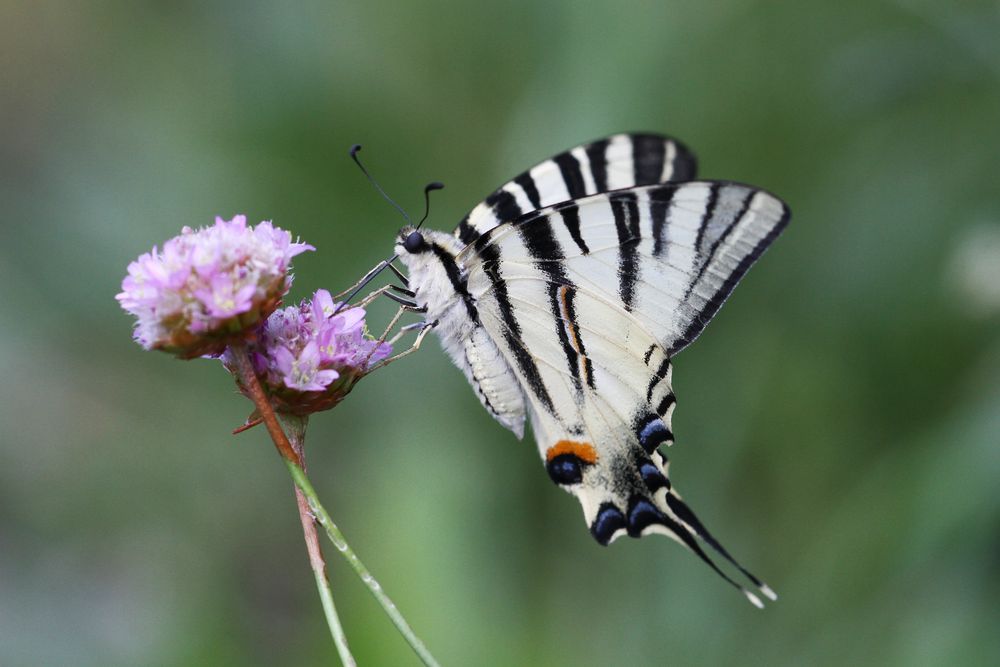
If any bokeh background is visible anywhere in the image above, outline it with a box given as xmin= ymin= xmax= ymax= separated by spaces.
xmin=2 ymin=1 xmax=999 ymax=665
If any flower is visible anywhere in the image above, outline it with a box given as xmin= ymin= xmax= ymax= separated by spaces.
xmin=117 ymin=215 xmax=313 ymax=357
xmin=223 ymin=289 xmax=391 ymax=415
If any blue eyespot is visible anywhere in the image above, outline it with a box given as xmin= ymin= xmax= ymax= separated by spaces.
xmin=546 ymin=454 xmax=583 ymax=485
xmin=626 ymin=497 xmax=663 ymax=537
xmin=638 ymin=461 xmax=669 ymax=492
xmin=590 ymin=503 xmax=627 ymax=546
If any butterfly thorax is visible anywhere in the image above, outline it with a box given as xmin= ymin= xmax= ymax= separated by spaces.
xmin=396 ymin=228 xmax=527 ymax=437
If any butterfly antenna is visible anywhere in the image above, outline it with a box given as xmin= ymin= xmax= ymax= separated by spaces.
xmin=350 ymin=144 xmax=412 ymax=225
xmin=415 ymin=181 xmax=445 ymax=230
xmin=336 ymin=147 xmax=432 ymax=316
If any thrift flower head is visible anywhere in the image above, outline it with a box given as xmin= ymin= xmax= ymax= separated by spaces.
xmin=117 ymin=215 xmax=313 ymax=358
xmin=224 ymin=289 xmax=391 ymax=415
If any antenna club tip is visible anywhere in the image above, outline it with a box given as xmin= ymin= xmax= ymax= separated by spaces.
xmin=427 ymin=181 xmax=445 ymax=191
xmin=761 ymin=584 xmax=778 ymax=601
xmin=350 ymin=144 xmax=362 ymax=157
xmin=744 ymin=590 xmax=765 ymax=609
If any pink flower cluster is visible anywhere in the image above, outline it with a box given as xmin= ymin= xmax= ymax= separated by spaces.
xmin=118 ymin=215 xmax=394 ymax=414
xmin=117 ymin=215 xmax=313 ymax=357
xmin=224 ymin=289 xmax=391 ymax=414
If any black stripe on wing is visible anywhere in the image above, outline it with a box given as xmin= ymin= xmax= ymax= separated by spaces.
xmin=561 ymin=285 xmax=596 ymax=390
xmin=645 ymin=357 xmax=671 ymax=403
xmin=633 ymin=134 xmax=666 ymax=184
xmin=477 ymin=241 xmax=557 ymax=415
xmin=669 ymin=190 xmax=791 ymax=354
xmin=518 ymin=217 xmax=587 ymax=400
xmin=455 ymin=132 xmax=698 ymax=244
xmin=513 ymin=172 xmax=542 ymax=210
xmin=610 ymin=191 xmax=642 ymax=312
xmin=559 ymin=204 xmax=590 ymax=255
xmin=553 ymin=152 xmax=587 ymax=200
xmin=486 ymin=189 xmax=523 ymax=226
xmin=651 ymin=185 xmax=674 ymax=258
xmin=470 ymin=180 xmax=790 ymax=360
xmin=584 ymin=138 xmax=611 ymax=192
xmin=429 ymin=243 xmax=480 ymax=324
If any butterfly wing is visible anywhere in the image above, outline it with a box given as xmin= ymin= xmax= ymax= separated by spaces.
xmin=455 ymin=133 xmax=697 ymax=244
xmin=462 ymin=181 xmax=788 ymax=605
xmin=466 ymin=180 xmax=789 ymax=356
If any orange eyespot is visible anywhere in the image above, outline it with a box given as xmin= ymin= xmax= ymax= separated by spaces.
xmin=545 ymin=440 xmax=598 ymax=465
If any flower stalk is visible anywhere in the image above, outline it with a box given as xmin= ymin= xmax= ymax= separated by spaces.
xmin=286 ymin=461 xmax=442 ymax=667
xmin=282 ymin=414 xmax=356 ymax=667
xmin=226 ymin=341 xmax=299 ymax=464
xmin=229 ymin=340 xmax=439 ymax=667
xmin=228 ymin=342 xmax=355 ymax=665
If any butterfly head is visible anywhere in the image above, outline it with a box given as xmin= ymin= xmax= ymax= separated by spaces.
xmin=394 ymin=226 xmax=464 ymax=260
xmin=392 ymin=176 xmax=450 ymax=261
xmin=402 ymin=229 xmax=428 ymax=254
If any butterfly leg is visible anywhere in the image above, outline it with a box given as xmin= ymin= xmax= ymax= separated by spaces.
xmin=356 ymin=283 xmax=417 ymax=309
xmin=373 ymin=297 xmax=428 ymax=342
xmin=333 ymin=258 xmax=409 ymax=300
xmin=361 ymin=294 xmax=434 ymax=366
xmin=368 ymin=318 xmax=438 ymax=371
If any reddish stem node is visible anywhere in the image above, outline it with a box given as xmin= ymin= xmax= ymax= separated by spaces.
xmin=227 ymin=341 xmax=302 ymax=465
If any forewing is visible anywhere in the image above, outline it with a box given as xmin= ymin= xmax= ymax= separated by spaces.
xmin=455 ymin=133 xmax=697 ymax=244
xmin=465 ymin=180 xmax=790 ymax=357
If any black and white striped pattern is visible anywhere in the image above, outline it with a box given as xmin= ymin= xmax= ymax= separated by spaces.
xmin=455 ymin=133 xmax=697 ymax=245
xmin=396 ymin=133 xmax=788 ymax=606
xmin=466 ymin=180 xmax=790 ymax=359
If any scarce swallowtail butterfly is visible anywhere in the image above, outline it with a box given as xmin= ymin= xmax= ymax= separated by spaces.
xmin=371 ymin=133 xmax=789 ymax=607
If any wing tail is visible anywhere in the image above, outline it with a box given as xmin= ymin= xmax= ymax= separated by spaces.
xmin=663 ymin=490 xmax=778 ymax=602
xmin=580 ymin=446 xmax=775 ymax=608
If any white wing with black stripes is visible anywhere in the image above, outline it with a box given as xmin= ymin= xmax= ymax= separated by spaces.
xmin=393 ymin=133 xmax=788 ymax=607
xmin=456 ymin=132 xmax=697 ymax=244
xmin=465 ymin=180 xmax=788 ymax=355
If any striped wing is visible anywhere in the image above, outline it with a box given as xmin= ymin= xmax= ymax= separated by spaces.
xmin=455 ymin=133 xmax=697 ymax=245
xmin=462 ymin=180 xmax=788 ymax=605
xmin=465 ymin=181 xmax=790 ymax=358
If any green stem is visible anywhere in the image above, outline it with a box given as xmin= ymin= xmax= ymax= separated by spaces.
xmin=286 ymin=460 xmax=442 ymax=667
xmin=281 ymin=415 xmax=356 ymax=667
xmin=228 ymin=343 xmax=355 ymax=665
xmin=306 ymin=527 xmax=355 ymax=666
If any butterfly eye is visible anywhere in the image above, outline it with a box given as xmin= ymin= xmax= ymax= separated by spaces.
xmin=403 ymin=231 xmax=426 ymax=253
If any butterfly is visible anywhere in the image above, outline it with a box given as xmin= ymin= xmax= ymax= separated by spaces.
xmin=381 ymin=133 xmax=788 ymax=607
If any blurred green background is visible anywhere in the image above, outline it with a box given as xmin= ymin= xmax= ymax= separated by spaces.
xmin=2 ymin=1 xmax=999 ymax=665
